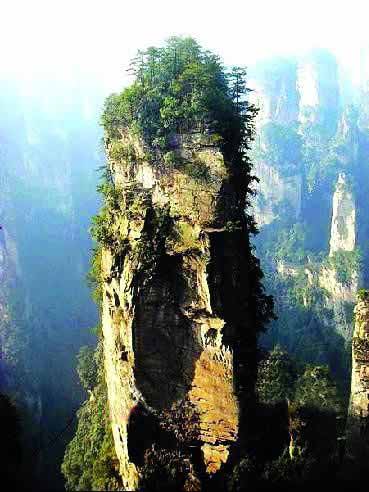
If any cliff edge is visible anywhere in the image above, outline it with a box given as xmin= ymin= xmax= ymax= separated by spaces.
xmin=91 ymin=38 xmax=273 ymax=490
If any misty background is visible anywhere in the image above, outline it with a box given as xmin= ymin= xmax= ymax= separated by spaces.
xmin=2 ymin=0 xmax=369 ymax=488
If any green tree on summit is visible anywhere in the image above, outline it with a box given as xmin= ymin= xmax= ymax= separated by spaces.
xmin=101 ymin=36 xmax=257 ymax=158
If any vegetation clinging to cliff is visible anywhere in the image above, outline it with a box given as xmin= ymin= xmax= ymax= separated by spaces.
xmin=101 ymin=37 xmax=257 ymax=164
xmin=325 ymin=249 xmax=362 ymax=285
xmin=62 ymin=345 xmax=122 ymax=491
xmin=81 ymin=37 xmax=276 ymax=490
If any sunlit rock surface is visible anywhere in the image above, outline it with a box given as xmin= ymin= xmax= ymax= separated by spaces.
xmin=101 ymin=130 xmax=256 ymax=489
xmin=329 ymin=173 xmax=356 ymax=256
xmin=347 ymin=294 xmax=369 ymax=459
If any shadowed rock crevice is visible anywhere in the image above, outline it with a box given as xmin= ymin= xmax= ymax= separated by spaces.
xmin=133 ymin=253 xmax=203 ymax=410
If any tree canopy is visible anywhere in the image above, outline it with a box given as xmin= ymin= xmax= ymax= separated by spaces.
xmin=101 ymin=37 xmax=256 ymax=156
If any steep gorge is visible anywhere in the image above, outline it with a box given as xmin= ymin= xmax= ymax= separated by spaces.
xmin=250 ymin=50 xmax=369 ymax=385
xmin=0 ymin=76 xmax=104 ymax=487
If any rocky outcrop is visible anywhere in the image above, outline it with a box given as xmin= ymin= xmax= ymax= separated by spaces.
xmin=319 ymin=267 xmax=358 ymax=304
xmin=297 ymin=51 xmax=340 ymax=130
xmin=248 ymin=59 xmax=299 ymax=127
xmin=101 ymin=131 xmax=257 ymax=489
xmin=347 ymin=292 xmax=369 ymax=459
xmin=252 ymin=160 xmax=302 ymax=226
xmin=329 ymin=173 xmax=356 ymax=256
xmin=316 ymin=173 xmax=358 ymax=340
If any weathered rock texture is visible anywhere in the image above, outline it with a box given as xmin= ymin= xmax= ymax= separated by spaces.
xmin=318 ymin=173 xmax=359 ymax=340
xmin=329 ymin=173 xmax=356 ymax=256
xmin=321 ymin=112 xmax=362 ymax=314
xmin=347 ymin=294 xmax=369 ymax=459
xmin=101 ymin=131 xmax=257 ymax=489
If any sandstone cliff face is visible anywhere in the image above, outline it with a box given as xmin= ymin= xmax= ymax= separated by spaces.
xmin=317 ymin=173 xmax=358 ymax=340
xmin=347 ymin=293 xmax=369 ymax=459
xmin=250 ymin=52 xmax=364 ymax=373
xmin=252 ymin=160 xmax=302 ymax=226
xmin=297 ymin=61 xmax=320 ymax=120
xmin=249 ymin=61 xmax=299 ymax=127
xmin=0 ymin=162 xmax=44 ymax=476
xmin=329 ymin=173 xmax=356 ymax=256
xmin=101 ymin=131 xmax=255 ymax=489
xmin=250 ymin=52 xmax=341 ymax=233
xmin=297 ymin=52 xmax=340 ymax=130
xmin=248 ymin=61 xmax=302 ymax=228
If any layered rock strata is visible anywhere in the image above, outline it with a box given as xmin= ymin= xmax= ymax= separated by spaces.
xmin=101 ymin=131 xmax=256 ymax=489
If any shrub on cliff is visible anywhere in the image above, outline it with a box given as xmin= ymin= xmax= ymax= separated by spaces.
xmin=255 ymin=348 xmax=343 ymax=466
xmin=61 ymin=347 xmax=122 ymax=491
xmin=357 ymin=288 xmax=369 ymax=302
xmin=325 ymin=249 xmax=362 ymax=285
xmin=76 ymin=345 xmax=99 ymax=392
xmin=256 ymin=346 xmax=297 ymax=404
xmin=101 ymin=36 xmax=257 ymax=162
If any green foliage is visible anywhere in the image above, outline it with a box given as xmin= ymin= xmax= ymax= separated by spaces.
xmin=256 ymin=346 xmax=296 ymax=403
xmin=301 ymin=118 xmax=355 ymax=196
xmin=123 ymin=401 xmax=200 ymax=490
xmin=101 ymin=36 xmax=257 ymax=164
xmin=261 ymin=449 xmax=304 ymax=484
xmin=166 ymin=221 xmax=201 ymax=254
xmin=357 ymin=288 xmax=369 ymax=302
xmin=0 ymin=394 xmax=22 ymax=486
xmin=273 ymin=223 xmax=308 ymax=265
xmin=109 ymin=139 xmax=137 ymax=163
xmin=180 ymin=159 xmax=215 ymax=184
xmin=61 ymin=346 xmax=122 ymax=491
xmin=326 ymin=249 xmax=362 ymax=285
xmin=76 ymin=346 xmax=99 ymax=392
xmin=254 ymin=348 xmax=343 ymax=485
xmin=90 ymin=182 xmax=124 ymax=248
xmin=294 ymin=365 xmax=342 ymax=412
xmin=140 ymin=447 xmax=195 ymax=491
xmin=164 ymin=150 xmax=217 ymax=184
xmin=86 ymin=246 xmax=103 ymax=308
xmin=257 ymin=348 xmax=343 ymax=413
xmin=260 ymin=449 xmax=333 ymax=485
xmin=90 ymin=211 xmax=115 ymax=247
xmin=163 ymin=150 xmax=177 ymax=167
xmin=226 ymin=455 xmax=258 ymax=491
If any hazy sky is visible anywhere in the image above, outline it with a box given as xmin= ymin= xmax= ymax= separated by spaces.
xmin=2 ymin=0 xmax=369 ymax=91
